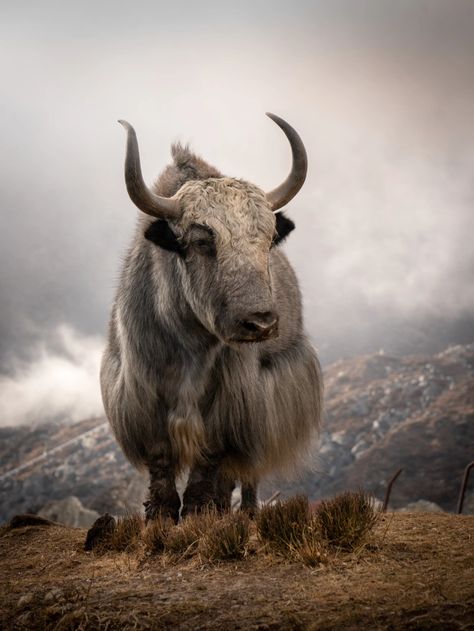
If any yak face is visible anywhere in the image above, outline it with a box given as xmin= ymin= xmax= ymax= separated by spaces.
xmin=120 ymin=114 xmax=305 ymax=343
xmin=146 ymin=178 xmax=294 ymax=344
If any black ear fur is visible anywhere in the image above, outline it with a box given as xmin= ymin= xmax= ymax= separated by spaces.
xmin=144 ymin=220 xmax=184 ymax=255
xmin=273 ymin=213 xmax=295 ymax=246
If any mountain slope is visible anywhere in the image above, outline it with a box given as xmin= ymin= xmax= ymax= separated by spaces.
xmin=1 ymin=344 xmax=473 ymax=522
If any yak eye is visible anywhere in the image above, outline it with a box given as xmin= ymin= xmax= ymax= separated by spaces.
xmin=193 ymin=238 xmax=216 ymax=256
xmin=188 ymin=224 xmax=216 ymax=256
xmin=195 ymin=239 xmax=210 ymax=247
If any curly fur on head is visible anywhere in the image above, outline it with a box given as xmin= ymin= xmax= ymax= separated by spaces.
xmin=153 ymin=143 xmax=223 ymax=198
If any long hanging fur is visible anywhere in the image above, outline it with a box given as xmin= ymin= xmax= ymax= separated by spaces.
xmin=101 ymin=144 xmax=322 ymax=483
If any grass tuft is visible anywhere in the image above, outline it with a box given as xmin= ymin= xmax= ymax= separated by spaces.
xmin=315 ymin=491 xmax=379 ymax=551
xmin=142 ymin=515 xmax=174 ymax=554
xmin=256 ymin=495 xmax=310 ymax=551
xmin=200 ymin=511 xmax=250 ymax=561
xmin=164 ymin=509 xmax=219 ymax=558
xmin=109 ymin=513 xmax=144 ymax=552
xmin=289 ymin=523 xmax=329 ymax=567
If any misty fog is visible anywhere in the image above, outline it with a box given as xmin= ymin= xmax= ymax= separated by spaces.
xmin=1 ymin=0 xmax=473 ymax=424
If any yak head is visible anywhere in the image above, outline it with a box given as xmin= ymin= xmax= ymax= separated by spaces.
xmin=118 ymin=113 xmax=307 ymax=345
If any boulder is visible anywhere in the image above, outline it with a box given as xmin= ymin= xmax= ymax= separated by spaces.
xmin=397 ymin=500 xmax=444 ymax=513
xmin=38 ymin=495 xmax=99 ymax=528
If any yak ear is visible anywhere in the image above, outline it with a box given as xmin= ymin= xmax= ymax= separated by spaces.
xmin=144 ymin=220 xmax=185 ymax=255
xmin=273 ymin=213 xmax=295 ymax=246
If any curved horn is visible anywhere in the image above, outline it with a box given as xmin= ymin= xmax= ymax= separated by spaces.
xmin=118 ymin=120 xmax=181 ymax=220
xmin=265 ymin=113 xmax=308 ymax=212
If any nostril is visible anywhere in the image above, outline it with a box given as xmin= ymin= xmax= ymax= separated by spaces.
xmin=241 ymin=320 xmax=261 ymax=333
xmin=241 ymin=312 xmax=278 ymax=332
xmin=254 ymin=311 xmax=277 ymax=326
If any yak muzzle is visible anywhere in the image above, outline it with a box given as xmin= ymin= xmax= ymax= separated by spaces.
xmin=231 ymin=311 xmax=279 ymax=343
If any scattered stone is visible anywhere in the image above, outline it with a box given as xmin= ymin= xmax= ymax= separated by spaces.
xmin=17 ymin=593 xmax=34 ymax=607
xmin=44 ymin=588 xmax=63 ymax=604
xmin=8 ymin=514 xmax=55 ymax=529
xmin=38 ymin=495 xmax=100 ymax=528
xmin=84 ymin=513 xmax=116 ymax=551
xmin=397 ymin=500 xmax=444 ymax=513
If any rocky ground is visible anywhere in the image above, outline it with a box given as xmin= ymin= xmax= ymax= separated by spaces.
xmin=1 ymin=512 xmax=473 ymax=630
xmin=1 ymin=344 xmax=473 ymax=525
xmin=262 ymin=343 xmax=474 ymax=512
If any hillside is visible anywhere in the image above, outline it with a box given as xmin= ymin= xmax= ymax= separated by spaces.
xmin=1 ymin=512 xmax=473 ymax=630
xmin=264 ymin=343 xmax=474 ymax=510
xmin=1 ymin=343 xmax=473 ymax=522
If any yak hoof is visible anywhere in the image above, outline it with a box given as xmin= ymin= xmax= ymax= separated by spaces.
xmin=181 ymin=500 xmax=216 ymax=519
xmin=181 ymin=486 xmax=217 ymax=518
xmin=240 ymin=504 xmax=257 ymax=519
xmin=144 ymin=498 xmax=180 ymax=524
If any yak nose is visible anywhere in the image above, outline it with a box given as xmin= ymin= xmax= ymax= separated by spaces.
xmin=238 ymin=311 xmax=279 ymax=341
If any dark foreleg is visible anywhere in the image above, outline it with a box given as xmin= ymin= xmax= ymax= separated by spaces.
xmin=214 ymin=470 xmax=236 ymax=512
xmin=182 ymin=455 xmax=235 ymax=517
xmin=241 ymin=479 xmax=259 ymax=517
xmin=144 ymin=444 xmax=180 ymax=523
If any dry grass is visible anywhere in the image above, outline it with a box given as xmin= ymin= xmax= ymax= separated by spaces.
xmin=108 ymin=513 xmax=144 ymax=553
xmin=256 ymin=495 xmax=329 ymax=566
xmin=289 ymin=523 xmax=330 ymax=567
xmin=315 ymin=490 xmax=380 ymax=551
xmin=200 ymin=511 xmax=250 ymax=561
xmin=256 ymin=495 xmax=310 ymax=551
xmin=142 ymin=514 xmax=173 ymax=554
xmin=145 ymin=510 xmax=250 ymax=562
xmin=255 ymin=492 xmax=378 ymax=564
xmin=164 ymin=509 xmax=220 ymax=558
xmin=1 ymin=512 xmax=473 ymax=630
xmin=85 ymin=492 xmax=378 ymax=565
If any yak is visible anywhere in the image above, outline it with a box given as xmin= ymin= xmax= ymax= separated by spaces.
xmin=100 ymin=113 xmax=322 ymax=521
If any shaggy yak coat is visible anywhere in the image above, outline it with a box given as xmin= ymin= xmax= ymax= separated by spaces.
xmin=100 ymin=142 xmax=322 ymax=520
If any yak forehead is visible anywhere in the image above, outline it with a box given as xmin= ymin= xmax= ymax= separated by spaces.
xmin=176 ymin=177 xmax=275 ymax=244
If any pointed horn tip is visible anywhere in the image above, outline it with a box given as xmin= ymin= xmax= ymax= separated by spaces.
xmin=117 ymin=119 xmax=133 ymax=131
xmin=265 ymin=112 xmax=285 ymax=124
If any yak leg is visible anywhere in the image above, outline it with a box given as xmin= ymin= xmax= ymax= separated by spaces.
xmin=181 ymin=457 xmax=220 ymax=517
xmin=241 ymin=479 xmax=259 ymax=517
xmin=182 ymin=452 xmax=237 ymax=517
xmin=144 ymin=444 xmax=180 ymax=523
xmin=214 ymin=470 xmax=236 ymax=512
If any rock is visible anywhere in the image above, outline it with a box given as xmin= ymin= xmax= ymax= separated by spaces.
xmin=44 ymin=588 xmax=63 ymax=604
xmin=2 ymin=344 xmax=473 ymax=520
xmin=9 ymin=514 xmax=55 ymax=528
xmin=38 ymin=496 xmax=99 ymax=528
xmin=17 ymin=593 xmax=34 ymax=607
xmin=124 ymin=475 xmax=148 ymax=512
xmin=261 ymin=343 xmax=474 ymax=511
xmin=84 ymin=513 xmax=116 ymax=551
xmin=397 ymin=500 xmax=444 ymax=513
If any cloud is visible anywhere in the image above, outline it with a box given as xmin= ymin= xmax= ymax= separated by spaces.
xmin=0 ymin=326 xmax=104 ymax=426
xmin=0 ymin=0 xmax=473 ymax=376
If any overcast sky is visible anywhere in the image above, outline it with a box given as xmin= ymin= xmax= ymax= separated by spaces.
xmin=1 ymin=1 xmax=473 ymax=423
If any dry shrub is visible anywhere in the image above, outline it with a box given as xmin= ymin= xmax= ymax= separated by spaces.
xmin=256 ymin=495 xmax=310 ymax=551
xmin=289 ymin=523 xmax=329 ymax=567
xmin=109 ymin=513 xmax=144 ymax=552
xmin=165 ymin=509 xmax=219 ymax=558
xmin=142 ymin=515 xmax=174 ymax=554
xmin=200 ymin=511 xmax=250 ymax=562
xmin=315 ymin=491 xmax=379 ymax=551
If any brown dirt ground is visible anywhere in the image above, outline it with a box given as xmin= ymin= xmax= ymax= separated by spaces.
xmin=1 ymin=513 xmax=473 ymax=630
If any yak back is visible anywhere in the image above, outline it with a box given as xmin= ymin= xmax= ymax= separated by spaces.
xmin=153 ymin=144 xmax=223 ymax=198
